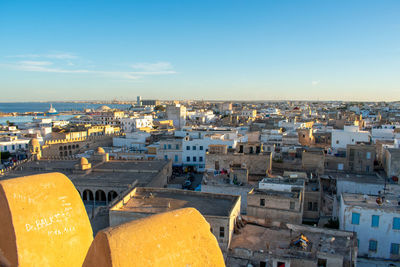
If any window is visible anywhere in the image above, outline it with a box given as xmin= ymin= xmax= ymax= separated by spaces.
xmin=351 ymin=212 xmax=360 ymax=225
xmin=18 ymin=144 xmax=22 ymax=149
xmin=193 ymin=156 xmax=197 ymax=162
xmin=168 ymin=144 xmax=171 ymax=149
xmin=366 ymin=152 xmax=371 ymax=159
xmin=200 ymin=146 xmax=203 ymax=150
xmin=164 ymin=155 xmax=168 ymax=160
xmin=371 ymin=215 xmax=379 ymax=228
xmin=192 ymin=145 xmax=196 ymax=150
xmin=186 ymin=146 xmax=190 ymax=150
xmin=308 ymin=202 xmax=313 ymax=211
xmin=176 ymin=144 xmax=179 ymax=149
xmin=290 ymin=201 xmax=295 ymax=210
xmin=369 ymin=240 xmax=377 ymax=252
xmin=3 ymin=146 xmax=7 ymax=151
xmin=338 ymin=163 xmax=344 ymax=170
xmin=25 ymin=144 xmax=28 ymax=148
xmin=260 ymin=199 xmax=265 ymax=206
xmin=219 ymin=227 xmax=224 ymax=238
xmin=391 ymin=243 xmax=400 ymax=255
xmin=393 ymin=217 xmax=400 ymax=230
xmin=186 ymin=156 xmax=190 ymax=162
xmin=164 ymin=144 xmax=167 ymax=149
xmin=336 ymin=140 xmax=339 ymax=144
xmin=199 ymin=156 xmax=203 ymax=162
xmin=12 ymin=145 xmax=15 ymax=150
xmin=313 ymin=202 xmax=318 ymax=211
xmin=174 ymin=155 xmax=178 ymax=162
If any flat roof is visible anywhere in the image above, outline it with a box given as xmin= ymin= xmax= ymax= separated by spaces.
xmin=113 ymin=187 xmax=239 ymax=217
xmin=342 ymin=193 xmax=400 ymax=212
xmin=1 ymin=159 xmax=169 ymax=188
xmin=95 ymin=160 xmax=167 ymax=172
xmin=323 ymin=172 xmax=383 ymax=184
xmin=260 ymin=177 xmax=305 ymax=186
xmin=251 ymin=189 xmax=300 ymax=199
xmin=229 ymin=223 xmax=354 ymax=257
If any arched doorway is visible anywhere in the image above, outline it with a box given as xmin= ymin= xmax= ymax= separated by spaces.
xmin=82 ymin=189 xmax=94 ymax=202
xmin=95 ymin=190 xmax=107 ymax=205
xmin=107 ymin=191 xmax=118 ymax=202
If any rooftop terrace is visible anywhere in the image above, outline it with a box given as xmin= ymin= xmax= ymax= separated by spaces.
xmin=113 ymin=187 xmax=240 ymax=217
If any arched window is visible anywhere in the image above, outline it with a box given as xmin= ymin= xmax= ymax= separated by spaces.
xmin=95 ymin=190 xmax=106 ymax=202
xmin=59 ymin=146 xmax=63 ymax=150
xmin=82 ymin=189 xmax=94 ymax=201
xmin=107 ymin=191 xmax=118 ymax=202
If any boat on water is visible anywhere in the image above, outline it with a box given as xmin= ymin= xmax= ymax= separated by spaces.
xmin=46 ymin=104 xmax=58 ymax=115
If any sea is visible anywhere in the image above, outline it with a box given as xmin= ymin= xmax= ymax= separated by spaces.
xmin=0 ymin=102 xmax=131 ymax=125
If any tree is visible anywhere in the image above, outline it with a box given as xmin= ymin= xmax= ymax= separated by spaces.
xmin=5 ymin=120 xmax=15 ymax=126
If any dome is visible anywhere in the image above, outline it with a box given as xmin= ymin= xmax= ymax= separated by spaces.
xmin=80 ymin=157 xmax=89 ymax=165
xmin=98 ymin=105 xmax=111 ymax=111
xmin=97 ymin=147 xmax=105 ymax=154
xmin=29 ymin=138 xmax=40 ymax=147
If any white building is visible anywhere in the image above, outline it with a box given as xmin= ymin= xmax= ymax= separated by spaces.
xmin=240 ymin=109 xmax=257 ymax=118
xmin=0 ymin=136 xmax=30 ymax=153
xmin=166 ymin=104 xmax=186 ymax=129
xmin=156 ymin=137 xmax=183 ymax=166
xmin=331 ymin=125 xmax=370 ymax=149
xmin=112 ymin=131 xmax=150 ymax=151
xmin=186 ymin=110 xmax=216 ymax=124
xmin=371 ymin=125 xmax=399 ymax=142
xmin=120 ymin=116 xmax=153 ymax=132
xmin=339 ymin=193 xmax=400 ymax=260
xmin=182 ymin=134 xmax=238 ymax=172
xmin=260 ymin=129 xmax=283 ymax=150
xmin=278 ymin=119 xmax=309 ymax=130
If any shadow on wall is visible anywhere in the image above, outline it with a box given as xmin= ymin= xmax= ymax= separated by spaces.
xmin=0 ymin=172 xmax=225 ymax=267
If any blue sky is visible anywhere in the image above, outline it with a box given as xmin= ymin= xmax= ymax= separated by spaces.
xmin=0 ymin=0 xmax=399 ymax=101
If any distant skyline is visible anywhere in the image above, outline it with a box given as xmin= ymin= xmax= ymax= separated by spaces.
xmin=0 ymin=0 xmax=399 ymax=101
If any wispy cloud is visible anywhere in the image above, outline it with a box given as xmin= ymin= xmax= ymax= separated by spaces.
xmin=131 ymin=61 xmax=173 ymax=72
xmin=311 ymin=80 xmax=320 ymax=86
xmin=7 ymin=53 xmax=77 ymax=59
xmin=2 ymin=59 xmax=176 ymax=80
xmin=15 ymin=60 xmax=90 ymax=73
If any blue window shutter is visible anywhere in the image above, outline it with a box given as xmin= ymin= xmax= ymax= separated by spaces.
xmin=351 ymin=212 xmax=360 ymax=225
xmin=371 ymin=215 xmax=379 ymax=227
xmin=369 ymin=240 xmax=377 ymax=252
xmin=391 ymin=243 xmax=400 ymax=255
xmin=393 ymin=217 xmax=400 ymax=230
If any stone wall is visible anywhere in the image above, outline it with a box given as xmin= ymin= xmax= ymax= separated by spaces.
xmin=247 ymin=192 xmax=303 ymax=224
xmin=42 ymin=135 xmax=114 ymax=159
xmin=206 ymin=152 xmax=272 ymax=176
